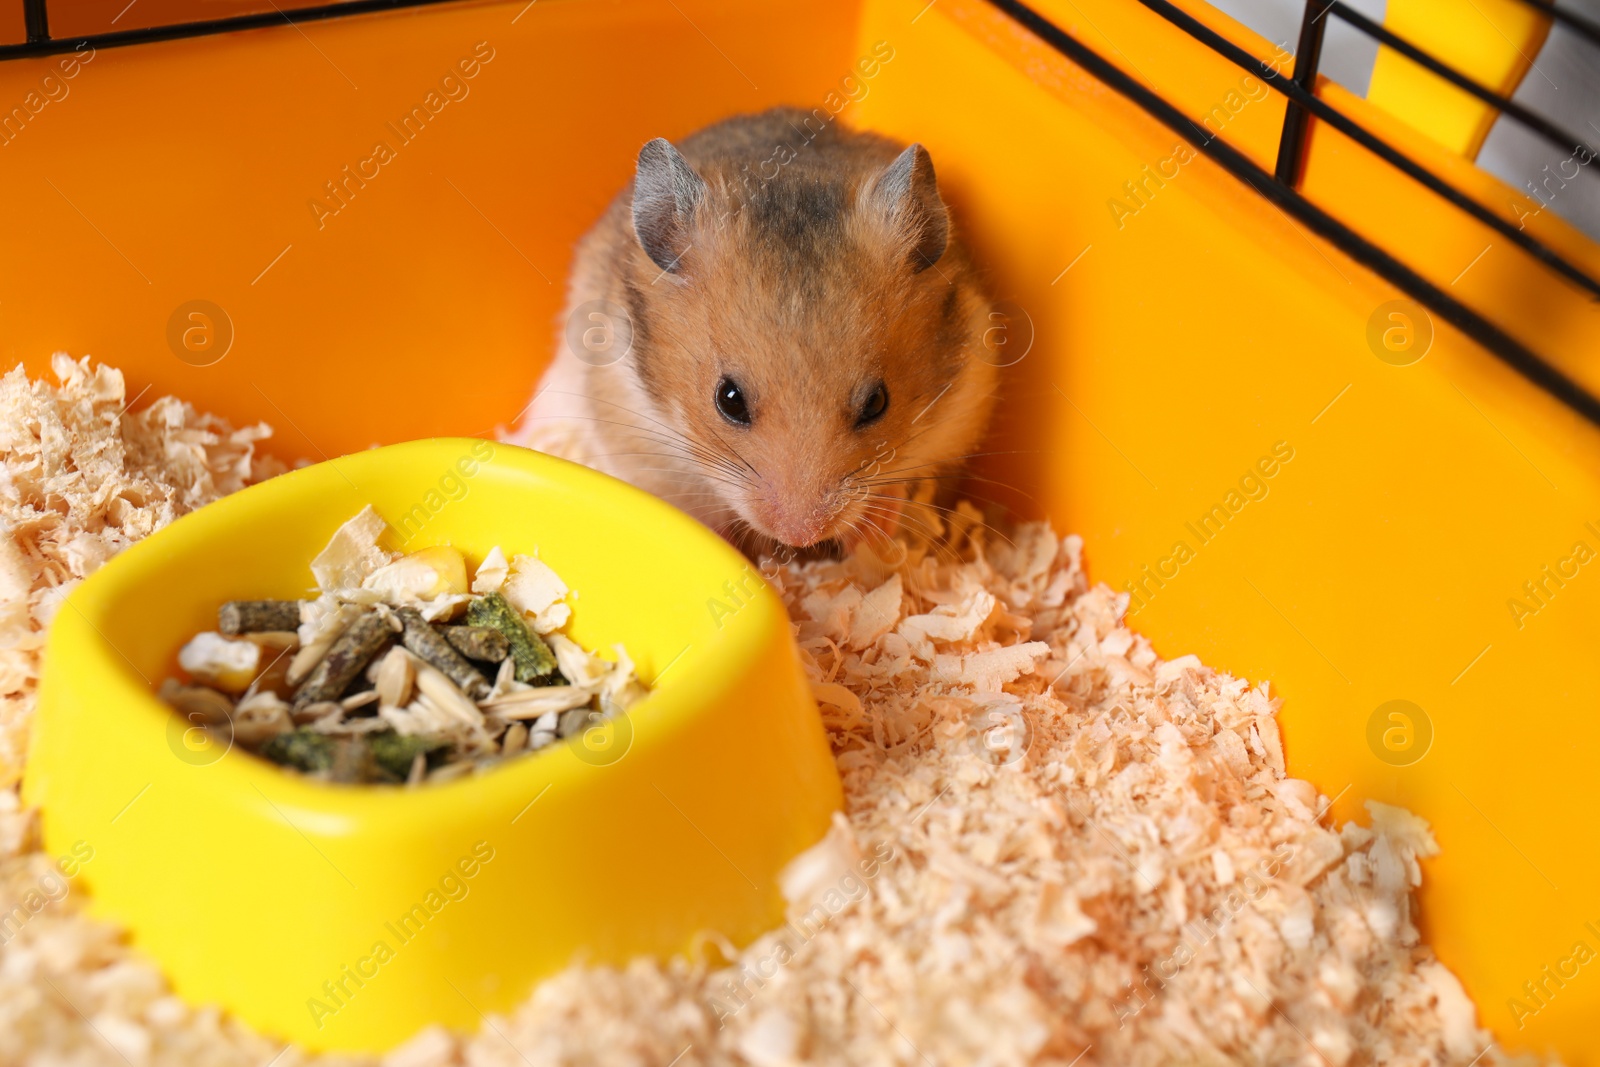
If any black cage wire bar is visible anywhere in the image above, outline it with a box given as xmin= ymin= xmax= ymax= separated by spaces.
xmin=1325 ymin=0 xmax=1598 ymax=164
xmin=1137 ymin=0 xmax=1600 ymax=301
xmin=3 ymin=0 xmax=461 ymax=57
xmin=1 ymin=0 xmax=1598 ymax=425
xmin=1268 ymin=0 xmax=1600 ymax=194
xmin=983 ymin=0 xmax=1600 ymax=426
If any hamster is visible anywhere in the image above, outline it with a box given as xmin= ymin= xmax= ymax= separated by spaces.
xmin=516 ymin=107 xmax=997 ymax=555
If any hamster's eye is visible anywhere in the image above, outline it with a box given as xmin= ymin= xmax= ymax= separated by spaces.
xmin=715 ymin=377 xmax=751 ymax=426
xmin=856 ymin=382 xmax=889 ymax=428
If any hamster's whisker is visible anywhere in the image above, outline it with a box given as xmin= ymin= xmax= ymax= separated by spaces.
xmin=646 ymin=489 xmax=739 ymax=508
xmin=846 ymin=517 xmax=899 ymax=557
xmin=894 ymin=482 xmax=1036 ymax=527
xmin=848 ymin=504 xmax=954 ymax=568
xmin=848 ymin=458 xmax=942 ymax=483
xmin=613 ymin=423 xmax=752 ymax=483
xmin=535 ymin=413 xmax=737 ymax=475
xmin=856 ymin=448 xmax=1046 ymax=484
xmin=855 ymin=503 xmax=945 ymax=549
xmin=670 ymin=500 xmax=742 ymax=521
xmin=544 ymin=394 xmax=754 ymax=483
xmin=843 ymin=452 xmax=950 ymax=484
xmin=881 ymin=490 xmax=985 ymax=517
xmin=838 ymin=510 xmax=889 ymax=549
xmin=543 ymin=389 xmax=693 ymax=443
xmin=582 ymin=451 xmax=749 ymax=493
xmin=623 ymin=474 xmax=747 ymax=498
xmin=857 ymin=474 xmax=1039 ymax=511
xmin=850 ymin=499 xmax=931 ymax=542
xmin=704 ymin=425 xmax=759 ymax=478
xmin=854 ymin=465 xmax=1038 ymax=501
xmin=729 ymin=521 xmax=768 ymax=563
xmin=888 ymin=416 xmax=948 ymax=455
xmin=854 ymin=493 xmax=1006 ymax=559
xmin=882 ymin=382 xmax=1006 ymax=455
xmin=588 ymin=446 xmax=742 ymax=476
xmin=618 ymin=420 xmax=753 ymax=483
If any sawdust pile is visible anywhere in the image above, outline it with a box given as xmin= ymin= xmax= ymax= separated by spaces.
xmin=0 ymin=356 xmax=282 ymax=792
xmin=0 ymin=358 xmax=1526 ymax=1066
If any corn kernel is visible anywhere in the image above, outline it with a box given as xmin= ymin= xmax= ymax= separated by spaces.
xmin=177 ymin=632 xmax=261 ymax=693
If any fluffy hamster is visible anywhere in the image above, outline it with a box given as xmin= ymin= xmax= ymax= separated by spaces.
xmin=517 ymin=107 xmax=997 ymax=554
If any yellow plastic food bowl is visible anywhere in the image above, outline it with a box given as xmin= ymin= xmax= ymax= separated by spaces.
xmin=22 ymin=438 xmax=842 ymax=1053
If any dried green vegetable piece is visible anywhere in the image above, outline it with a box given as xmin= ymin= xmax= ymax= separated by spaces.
xmin=466 ymin=593 xmax=560 ymax=684
xmin=396 ymin=608 xmax=490 ymax=699
xmin=436 ymin=624 xmax=510 ymax=663
xmin=219 ymin=599 xmax=302 ymax=635
xmin=369 ymin=730 xmax=449 ymax=782
xmin=261 ymin=728 xmax=335 ymax=772
xmin=292 ymin=610 xmax=392 ymax=708
xmin=261 ymin=727 xmax=443 ymax=784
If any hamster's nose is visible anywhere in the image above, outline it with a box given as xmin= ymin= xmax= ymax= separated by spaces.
xmin=749 ymin=488 xmax=833 ymax=548
xmin=762 ymin=508 xmax=830 ymax=548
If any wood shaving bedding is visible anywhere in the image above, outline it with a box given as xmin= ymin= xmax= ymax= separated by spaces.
xmin=0 ymin=358 xmax=1549 ymax=1066
xmin=0 ymin=356 xmax=282 ymax=792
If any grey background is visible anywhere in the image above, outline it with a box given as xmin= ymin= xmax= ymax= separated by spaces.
xmin=1207 ymin=0 xmax=1600 ymax=239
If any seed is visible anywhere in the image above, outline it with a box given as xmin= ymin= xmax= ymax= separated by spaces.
xmin=342 ymin=689 xmax=381 ymax=711
xmin=159 ymin=679 xmax=234 ymax=726
xmin=559 ymin=706 xmax=596 ymax=739
xmin=292 ymin=700 xmax=343 ymax=726
xmin=413 ymin=662 xmax=485 ymax=729
xmin=233 ymin=692 xmax=292 ymax=746
xmin=373 ymin=647 xmax=415 ymax=708
xmin=481 ymin=686 xmax=591 ymax=719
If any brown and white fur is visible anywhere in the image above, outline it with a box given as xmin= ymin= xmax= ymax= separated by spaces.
xmin=514 ymin=108 xmax=997 ymax=556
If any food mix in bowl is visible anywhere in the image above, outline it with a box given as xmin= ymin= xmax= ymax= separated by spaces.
xmin=158 ymin=507 xmax=648 ymax=784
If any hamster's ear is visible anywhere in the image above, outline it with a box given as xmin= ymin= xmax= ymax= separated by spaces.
xmin=632 ymin=137 xmax=705 ymax=274
xmin=869 ymin=143 xmax=949 ymax=273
